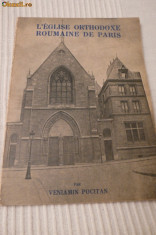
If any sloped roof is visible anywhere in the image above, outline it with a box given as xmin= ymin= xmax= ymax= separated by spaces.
xmin=107 ymin=57 xmax=128 ymax=79
xmin=106 ymin=57 xmax=141 ymax=80
xmin=30 ymin=41 xmax=92 ymax=81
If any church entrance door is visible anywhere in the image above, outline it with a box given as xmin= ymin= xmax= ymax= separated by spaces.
xmin=48 ymin=137 xmax=59 ymax=166
xmin=63 ymin=136 xmax=74 ymax=165
xmin=48 ymin=119 xmax=75 ymax=166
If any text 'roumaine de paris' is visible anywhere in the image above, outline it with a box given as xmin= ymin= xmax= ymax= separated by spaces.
xmin=36 ymin=24 xmax=121 ymax=38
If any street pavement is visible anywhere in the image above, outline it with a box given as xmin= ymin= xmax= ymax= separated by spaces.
xmin=1 ymin=157 xmax=156 ymax=205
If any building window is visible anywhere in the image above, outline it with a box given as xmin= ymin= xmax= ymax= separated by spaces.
xmin=10 ymin=134 xmax=18 ymax=143
xmin=125 ymin=122 xmax=145 ymax=142
xmin=49 ymin=67 xmax=73 ymax=104
xmin=103 ymin=128 xmax=111 ymax=138
xmin=118 ymin=66 xmax=128 ymax=79
xmin=58 ymin=49 xmax=65 ymax=55
xmin=121 ymin=72 xmax=126 ymax=78
xmin=133 ymin=101 xmax=141 ymax=113
xmin=121 ymin=101 xmax=129 ymax=113
xmin=118 ymin=85 xmax=126 ymax=95
xmin=129 ymin=85 xmax=137 ymax=95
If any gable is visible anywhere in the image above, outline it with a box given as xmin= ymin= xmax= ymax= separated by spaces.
xmin=106 ymin=57 xmax=141 ymax=80
xmin=29 ymin=42 xmax=95 ymax=107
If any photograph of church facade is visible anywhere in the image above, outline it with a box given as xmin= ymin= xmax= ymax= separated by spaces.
xmin=3 ymin=41 xmax=156 ymax=167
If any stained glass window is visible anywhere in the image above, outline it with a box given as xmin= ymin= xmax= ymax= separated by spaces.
xmin=50 ymin=67 xmax=73 ymax=104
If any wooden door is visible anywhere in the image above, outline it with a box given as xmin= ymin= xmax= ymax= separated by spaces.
xmin=48 ymin=137 xmax=59 ymax=166
xmin=63 ymin=136 xmax=74 ymax=165
xmin=104 ymin=140 xmax=114 ymax=161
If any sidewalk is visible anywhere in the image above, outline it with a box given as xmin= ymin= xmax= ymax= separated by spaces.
xmin=3 ymin=155 xmax=156 ymax=171
xmin=1 ymin=156 xmax=156 ymax=206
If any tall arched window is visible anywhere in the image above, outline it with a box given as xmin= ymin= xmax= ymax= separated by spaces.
xmin=49 ymin=67 xmax=73 ymax=104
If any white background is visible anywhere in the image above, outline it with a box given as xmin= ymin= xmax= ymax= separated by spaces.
xmin=0 ymin=0 xmax=156 ymax=234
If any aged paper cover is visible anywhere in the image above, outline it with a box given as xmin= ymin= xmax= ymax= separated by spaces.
xmin=1 ymin=18 xmax=156 ymax=205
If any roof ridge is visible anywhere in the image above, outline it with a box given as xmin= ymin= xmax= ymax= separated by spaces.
xmin=29 ymin=41 xmax=92 ymax=82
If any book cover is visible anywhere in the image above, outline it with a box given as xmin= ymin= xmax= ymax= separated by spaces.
xmin=1 ymin=17 xmax=156 ymax=205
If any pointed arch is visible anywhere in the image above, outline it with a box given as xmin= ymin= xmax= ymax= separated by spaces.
xmin=42 ymin=111 xmax=81 ymax=138
xmin=49 ymin=119 xmax=73 ymax=137
xmin=49 ymin=66 xmax=74 ymax=104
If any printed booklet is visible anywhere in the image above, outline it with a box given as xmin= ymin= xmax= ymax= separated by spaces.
xmin=1 ymin=18 xmax=156 ymax=205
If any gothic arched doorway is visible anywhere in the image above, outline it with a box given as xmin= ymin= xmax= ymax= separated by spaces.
xmin=43 ymin=111 xmax=81 ymax=166
xmin=48 ymin=119 xmax=75 ymax=166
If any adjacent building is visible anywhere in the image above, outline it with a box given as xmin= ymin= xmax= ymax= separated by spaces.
xmin=3 ymin=41 xmax=156 ymax=167
xmin=98 ymin=57 xmax=156 ymax=160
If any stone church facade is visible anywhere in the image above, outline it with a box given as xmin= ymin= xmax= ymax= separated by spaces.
xmin=3 ymin=41 xmax=156 ymax=167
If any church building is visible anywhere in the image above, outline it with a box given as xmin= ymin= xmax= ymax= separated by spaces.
xmin=3 ymin=41 xmax=156 ymax=167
